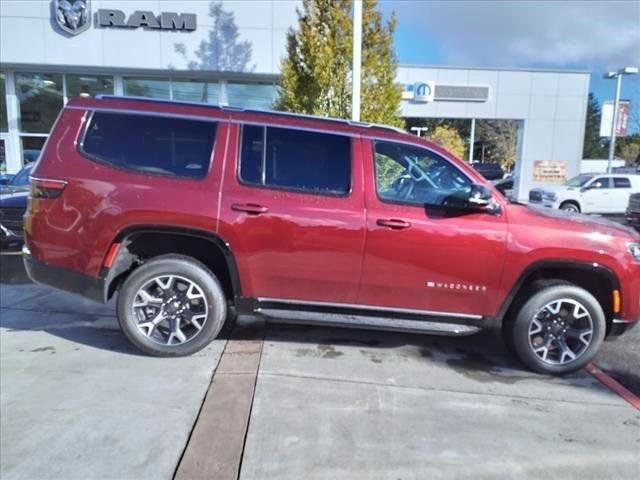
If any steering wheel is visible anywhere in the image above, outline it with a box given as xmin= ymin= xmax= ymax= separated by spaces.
xmin=390 ymin=173 xmax=415 ymax=200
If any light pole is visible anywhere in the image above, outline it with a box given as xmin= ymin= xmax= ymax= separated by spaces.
xmin=351 ymin=0 xmax=363 ymax=122
xmin=410 ymin=126 xmax=428 ymax=137
xmin=604 ymin=66 xmax=638 ymax=173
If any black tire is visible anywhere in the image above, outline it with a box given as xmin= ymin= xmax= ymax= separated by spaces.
xmin=559 ymin=201 xmax=580 ymax=213
xmin=117 ymin=254 xmax=227 ymax=357
xmin=504 ymin=282 xmax=606 ymax=375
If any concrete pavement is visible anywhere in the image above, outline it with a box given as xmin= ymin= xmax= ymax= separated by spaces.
xmin=1 ymin=252 xmax=639 ymax=480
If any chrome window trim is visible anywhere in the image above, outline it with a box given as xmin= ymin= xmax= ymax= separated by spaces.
xmin=255 ymin=297 xmax=483 ymax=320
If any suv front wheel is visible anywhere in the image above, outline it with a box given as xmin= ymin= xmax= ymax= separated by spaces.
xmin=117 ymin=255 xmax=227 ymax=357
xmin=504 ymin=282 xmax=606 ymax=375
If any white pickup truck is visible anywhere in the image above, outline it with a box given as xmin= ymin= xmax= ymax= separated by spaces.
xmin=529 ymin=173 xmax=640 ymax=214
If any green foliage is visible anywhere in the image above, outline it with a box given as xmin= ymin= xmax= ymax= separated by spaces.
xmin=474 ymin=119 xmax=519 ymax=170
xmin=375 ymin=153 xmax=404 ymax=191
xmin=277 ymin=0 xmax=402 ymax=127
xmin=583 ymin=93 xmax=607 ymax=159
xmin=426 ymin=125 xmax=466 ymax=159
xmin=616 ymin=133 xmax=640 ymax=165
xmin=405 ymin=118 xmax=471 ymax=159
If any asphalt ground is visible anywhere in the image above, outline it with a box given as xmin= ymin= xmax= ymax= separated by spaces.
xmin=1 ymin=250 xmax=639 ymax=479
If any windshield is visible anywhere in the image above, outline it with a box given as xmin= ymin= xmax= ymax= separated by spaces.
xmin=10 ymin=164 xmax=33 ymax=186
xmin=565 ymin=174 xmax=593 ymax=188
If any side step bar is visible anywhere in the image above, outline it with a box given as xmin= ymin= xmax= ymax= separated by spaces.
xmin=257 ymin=309 xmax=482 ymax=336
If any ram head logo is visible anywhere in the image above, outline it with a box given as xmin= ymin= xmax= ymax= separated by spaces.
xmin=55 ymin=0 xmax=91 ymax=35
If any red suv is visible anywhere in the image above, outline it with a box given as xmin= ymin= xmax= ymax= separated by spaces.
xmin=23 ymin=96 xmax=640 ymax=374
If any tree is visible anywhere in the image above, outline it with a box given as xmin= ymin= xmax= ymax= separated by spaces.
xmin=616 ymin=133 xmax=640 ymax=165
xmin=427 ymin=125 xmax=466 ymax=159
xmin=583 ymin=92 xmax=607 ymax=159
xmin=474 ymin=119 xmax=519 ymax=171
xmin=174 ymin=1 xmax=253 ymax=72
xmin=277 ymin=0 xmax=402 ymax=127
xmin=405 ymin=118 xmax=471 ymax=159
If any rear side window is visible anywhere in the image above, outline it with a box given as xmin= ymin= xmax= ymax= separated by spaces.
xmin=613 ymin=177 xmax=631 ymax=189
xmin=239 ymin=125 xmax=351 ymax=195
xmin=81 ymin=112 xmax=217 ymax=179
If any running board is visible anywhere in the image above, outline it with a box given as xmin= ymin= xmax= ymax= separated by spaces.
xmin=257 ymin=309 xmax=482 ymax=336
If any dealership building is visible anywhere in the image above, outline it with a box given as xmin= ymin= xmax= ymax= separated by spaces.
xmin=0 ymin=0 xmax=590 ymax=200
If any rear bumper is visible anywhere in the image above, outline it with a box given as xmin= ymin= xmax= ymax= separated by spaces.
xmin=23 ymin=250 xmax=106 ymax=303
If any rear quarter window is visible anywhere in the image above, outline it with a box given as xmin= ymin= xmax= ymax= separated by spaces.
xmin=81 ymin=112 xmax=217 ymax=179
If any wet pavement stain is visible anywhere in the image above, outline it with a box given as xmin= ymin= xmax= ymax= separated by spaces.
xmin=322 ymin=337 xmax=381 ymax=347
xmin=446 ymin=352 xmax=522 ymax=385
xmin=359 ymin=350 xmax=383 ymax=364
xmin=31 ymin=346 xmax=56 ymax=353
xmin=295 ymin=344 xmax=344 ymax=359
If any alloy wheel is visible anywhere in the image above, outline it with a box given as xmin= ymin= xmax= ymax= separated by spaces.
xmin=131 ymin=275 xmax=209 ymax=346
xmin=528 ymin=298 xmax=593 ymax=365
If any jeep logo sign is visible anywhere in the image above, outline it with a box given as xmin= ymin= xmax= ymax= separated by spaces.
xmin=98 ymin=10 xmax=197 ymax=31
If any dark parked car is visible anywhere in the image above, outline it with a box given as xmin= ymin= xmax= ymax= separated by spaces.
xmin=0 ymin=163 xmax=34 ymax=248
xmin=627 ymin=193 xmax=640 ymax=228
xmin=472 ymin=162 xmax=505 ymax=180
xmin=23 ymin=96 xmax=640 ymax=375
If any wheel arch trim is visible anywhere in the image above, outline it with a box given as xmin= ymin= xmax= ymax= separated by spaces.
xmin=102 ymin=225 xmax=242 ymax=300
xmin=495 ymin=260 xmax=620 ymax=323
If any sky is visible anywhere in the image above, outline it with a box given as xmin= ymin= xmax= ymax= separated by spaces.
xmin=379 ymin=0 xmax=640 ymax=132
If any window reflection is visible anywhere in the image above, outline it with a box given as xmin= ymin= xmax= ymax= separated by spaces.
xmin=16 ymin=73 xmax=63 ymax=133
xmin=0 ymin=72 xmax=7 ymax=132
xmin=66 ymin=74 xmax=114 ymax=98
xmin=21 ymin=136 xmax=47 ymax=164
xmin=172 ymin=80 xmax=219 ymax=104
xmin=227 ymin=82 xmax=274 ymax=109
xmin=124 ymin=78 xmax=170 ymax=99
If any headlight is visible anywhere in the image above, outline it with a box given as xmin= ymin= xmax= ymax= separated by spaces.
xmin=544 ymin=192 xmax=557 ymax=202
xmin=629 ymin=243 xmax=640 ymax=261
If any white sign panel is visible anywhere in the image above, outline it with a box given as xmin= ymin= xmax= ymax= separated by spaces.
xmin=600 ymin=100 xmax=630 ymax=137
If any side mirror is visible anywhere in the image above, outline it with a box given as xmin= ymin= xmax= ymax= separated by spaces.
xmin=468 ymin=184 xmax=493 ymax=207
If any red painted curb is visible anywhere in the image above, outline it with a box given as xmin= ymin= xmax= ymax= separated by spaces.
xmin=586 ymin=363 xmax=640 ymax=411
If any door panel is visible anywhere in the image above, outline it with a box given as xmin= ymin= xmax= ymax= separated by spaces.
xmin=358 ymin=139 xmax=507 ymax=317
xmin=582 ymin=177 xmax=612 ymax=213
xmin=218 ymin=124 xmax=366 ymax=303
xmin=610 ymin=177 xmax=633 ymax=214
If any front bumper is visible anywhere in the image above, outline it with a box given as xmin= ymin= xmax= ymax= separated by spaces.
xmin=609 ymin=318 xmax=639 ymax=336
xmin=625 ymin=208 xmax=640 ymax=226
xmin=23 ymin=249 xmax=107 ymax=303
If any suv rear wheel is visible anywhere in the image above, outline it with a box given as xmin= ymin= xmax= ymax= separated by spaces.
xmin=504 ymin=282 xmax=605 ymax=374
xmin=117 ymin=255 xmax=226 ymax=357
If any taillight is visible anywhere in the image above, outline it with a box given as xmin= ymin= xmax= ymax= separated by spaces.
xmin=30 ymin=177 xmax=67 ymax=199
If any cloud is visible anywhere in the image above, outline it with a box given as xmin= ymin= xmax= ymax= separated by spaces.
xmin=386 ymin=0 xmax=640 ymax=70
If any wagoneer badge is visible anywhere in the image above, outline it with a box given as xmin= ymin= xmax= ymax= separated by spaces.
xmin=55 ymin=0 xmax=91 ymax=36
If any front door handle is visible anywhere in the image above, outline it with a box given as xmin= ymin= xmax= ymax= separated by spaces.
xmin=231 ymin=203 xmax=269 ymax=215
xmin=376 ymin=218 xmax=412 ymax=230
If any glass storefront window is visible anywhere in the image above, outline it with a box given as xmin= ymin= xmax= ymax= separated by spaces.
xmin=16 ymin=73 xmax=64 ymax=134
xmin=226 ymin=82 xmax=275 ymax=109
xmin=21 ymin=136 xmax=47 ymax=164
xmin=1 ymin=72 xmax=7 ymax=132
xmin=124 ymin=78 xmax=170 ymax=99
xmin=66 ymin=74 xmax=114 ymax=98
xmin=172 ymin=80 xmax=219 ymax=104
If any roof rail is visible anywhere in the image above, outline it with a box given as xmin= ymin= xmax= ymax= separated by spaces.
xmin=94 ymin=95 xmax=406 ymax=135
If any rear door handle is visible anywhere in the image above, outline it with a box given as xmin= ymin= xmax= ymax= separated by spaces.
xmin=376 ymin=218 xmax=412 ymax=230
xmin=231 ymin=203 xmax=269 ymax=215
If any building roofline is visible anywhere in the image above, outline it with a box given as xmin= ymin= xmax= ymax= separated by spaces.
xmin=399 ymin=63 xmax=591 ymax=75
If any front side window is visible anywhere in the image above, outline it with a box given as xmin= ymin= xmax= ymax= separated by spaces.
xmin=374 ymin=140 xmax=472 ymax=207
xmin=81 ymin=112 xmax=217 ymax=179
xmin=239 ymin=125 xmax=351 ymax=195
xmin=613 ymin=177 xmax=631 ymax=189
xmin=566 ymin=174 xmax=593 ymax=188
xmin=589 ymin=177 xmax=612 ymax=189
